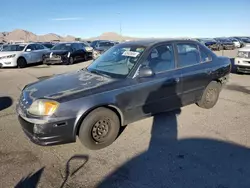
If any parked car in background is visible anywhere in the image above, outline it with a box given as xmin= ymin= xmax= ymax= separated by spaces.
xmin=40 ymin=42 xmax=55 ymax=49
xmin=232 ymin=37 xmax=250 ymax=47
xmin=91 ymin=40 xmax=117 ymax=60
xmin=43 ymin=42 xmax=93 ymax=65
xmin=17 ymin=39 xmax=231 ymax=150
xmin=0 ymin=43 xmax=49 ymax=68
xmin=234 ymin=46 xmax=250 ymax=73
xmin=196 ymin=38 xmax=220 ymax=51
xmin=227 ymin=37 xmax=241 ymax=48
xmin=214 ymin=38 xmax=235 ymax=50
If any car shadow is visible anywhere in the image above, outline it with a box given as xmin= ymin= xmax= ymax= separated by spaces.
xmin=97 ymin=81 xmax=250 ymax=188
xmin=0 ymin=96 xmax=13 ymax=111
xmin=225 ymin=84 xmax=250 ymax=95
xmin=15 ymin=167 xmax=45 ymax=188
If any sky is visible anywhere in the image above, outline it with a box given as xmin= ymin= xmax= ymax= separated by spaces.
xmin=1 ymin=0 xmax=249 ymax=38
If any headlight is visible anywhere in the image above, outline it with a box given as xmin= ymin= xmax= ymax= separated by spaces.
xmin=93 ymin=50 xmax=100 ymax=56
xmin=85 ymin=47 xmax=93 ymax=52
xmin=237 ymin=51 xmax=249 ymax=58
xmin=0 ymin=54 xmax=16 ymax=59
xmin=27 ymin=99 xmax=59 ymax=116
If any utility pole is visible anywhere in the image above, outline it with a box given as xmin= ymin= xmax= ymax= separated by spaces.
xmin=117 ymin=12 xmax=122 ymax=41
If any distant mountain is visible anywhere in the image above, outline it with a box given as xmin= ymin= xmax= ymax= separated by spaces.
xmin=86 ymin=32 xmax=142 ymax=41
xmin=0 ymin=29 xmax=76 ymax=43
xmin=0 ymin=29 xmax=153 ymax=43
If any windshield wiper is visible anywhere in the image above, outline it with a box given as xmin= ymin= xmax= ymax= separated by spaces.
xmin=89 ymin=69 xmax=111 ymax=78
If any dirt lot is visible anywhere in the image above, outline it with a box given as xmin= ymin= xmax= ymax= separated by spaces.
xmin=1 ymin=49 xmax=250 ymax=188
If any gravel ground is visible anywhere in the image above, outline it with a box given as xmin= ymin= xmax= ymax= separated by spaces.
xmin=1 ymin=49 xmax=250 ymax=188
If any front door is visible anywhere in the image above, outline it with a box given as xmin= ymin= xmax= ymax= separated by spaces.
xmin=122 ymin=43 xmax=182 ymax=124
xmin=23 ymin=44 xmax=36 ymax=63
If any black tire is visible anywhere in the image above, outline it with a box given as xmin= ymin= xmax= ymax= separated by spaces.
xmin=197 ymin=81 xmax=222 ymax=109
xmin=84 ymin=53 xmax=88 ymax=61
xmin=17 ymin=57 xmax=27 ymax=68
xmin=78 ymin=107 xmax=120 ymax=150
xmin=69 ymin=56 xmax=74 ymax=65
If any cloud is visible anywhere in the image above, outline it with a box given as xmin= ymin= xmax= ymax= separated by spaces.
xmin=50 ymin=17 xmax=84 ymax=21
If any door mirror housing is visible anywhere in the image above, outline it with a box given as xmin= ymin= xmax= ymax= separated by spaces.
xmin=138 ymin=66 xmax=154 ymax=78
xmin=26 ymin=49 xmax=31 ymax=52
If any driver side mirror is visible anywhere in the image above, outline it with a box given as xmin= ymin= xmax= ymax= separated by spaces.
xmin=138 ymin=66 xmax=155 ymax=78
xmin=26 ymin=49 xmax=31 ymax=52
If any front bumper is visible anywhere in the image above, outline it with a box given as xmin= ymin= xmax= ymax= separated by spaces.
xmin=16 ymin=105 xmax=77 ymax=146
xmin=43 ymin=56 xmax=68 ymax=65
xmin=0 ymin=59 xmax=17 ymax=67
xmin=234 ymin=57 xmax=250 ymax=73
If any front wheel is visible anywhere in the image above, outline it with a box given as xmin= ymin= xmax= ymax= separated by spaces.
xmin=78 ymin=107 xmax=120 ymax=150
xmin=17 ymin=57 xmax=27 ymax=68
xmin=197 ymin=81 xmax=222 ymax=109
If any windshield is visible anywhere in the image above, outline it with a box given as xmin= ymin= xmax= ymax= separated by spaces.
xmin=230 ymin=38 xmax=237 ymax=42
xmin=1 ymin=44 xmax=26 ymax=51
xmin=241 ymin=38 xmax=250 ymax=42
xmin=43 ymin=43 xmax=54 ymax=48
xmin=99 ymin=42 xmax=115 ymax=47
xmin=87 ymin=45 xmax=146 ymax=78
xmin=51 ymin=43 xmax=73 ymax=51
xmin=218 ymin=38 xmax=231 ymax=42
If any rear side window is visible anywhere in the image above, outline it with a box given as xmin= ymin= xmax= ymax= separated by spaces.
xmin=177 ymin=43 xmax=200 ymax=68
xmin=200 ymin=48 xmax=212 ymax=62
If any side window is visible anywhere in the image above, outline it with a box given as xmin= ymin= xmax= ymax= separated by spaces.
xmin=35 ymin=44 xmax=44 ymax=50
xmin=200 ymin=48 xmax=212 ymax=62
xmin=177 ymin=43 xmax=200 ymax=68
xmin=145 ymin=44 xmax=175 ymax=73
xmin=26 ymin=44 xmax=35 ymax=51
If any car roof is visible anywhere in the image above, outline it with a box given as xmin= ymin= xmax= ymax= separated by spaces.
xmin=119 ymin=38 xmax=197 ymax=47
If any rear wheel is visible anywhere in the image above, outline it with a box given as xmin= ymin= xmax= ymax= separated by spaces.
xmin=197 ymin=81 xmax=222 ymax=109
xmin=17 ymin=57 xmax=27 ymax=68
xmin=78 ymin=107 xmax=120 ymax=150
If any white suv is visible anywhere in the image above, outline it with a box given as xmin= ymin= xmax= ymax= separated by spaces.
xmin=234 ymin=47 xmax=250 ymax=73
xmin=0 ymin=43 xmax=50 ymax=68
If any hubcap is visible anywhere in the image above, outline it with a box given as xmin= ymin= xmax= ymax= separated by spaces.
xmin=92 ymin=119 xmax=110 ymax=142
xmin=205 ymin=88 xmax=216 ymax=103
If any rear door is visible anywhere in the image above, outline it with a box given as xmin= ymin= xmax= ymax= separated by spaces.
xmin=175 ymin=42 xmax=212 ymax=105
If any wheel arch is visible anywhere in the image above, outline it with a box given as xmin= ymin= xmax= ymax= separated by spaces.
xmin=74 ymin=104 xmax=124 ymax=136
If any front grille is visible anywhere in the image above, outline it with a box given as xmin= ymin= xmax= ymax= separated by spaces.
xmin=52 ymin=55 xmax=61 ymax=58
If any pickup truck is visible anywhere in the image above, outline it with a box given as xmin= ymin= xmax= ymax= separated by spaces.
xmin=16 ymin=39 xmax=231 ymax=150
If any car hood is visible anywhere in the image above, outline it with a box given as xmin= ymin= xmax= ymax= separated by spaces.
xmin=23 ymin=69 xmax=112 ymax=101
xmin=46 ymin=50 xmax=69 ymax=56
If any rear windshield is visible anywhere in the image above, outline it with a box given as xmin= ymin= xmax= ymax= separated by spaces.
xmin=99 ymin=42 xmax=115 ymax=47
